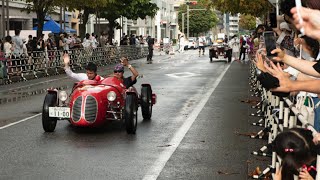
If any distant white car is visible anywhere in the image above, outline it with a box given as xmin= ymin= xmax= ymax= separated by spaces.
xmin=187 ymin=38 xmax=198 ymax=49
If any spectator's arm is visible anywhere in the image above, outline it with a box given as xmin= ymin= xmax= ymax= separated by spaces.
xmin=264 ymin=61 xmax=320 ymax=93
xmin=271 ymin=48 xmax=320 ymax=77
xmin=282 ymin=54 xmax=319 ymax=77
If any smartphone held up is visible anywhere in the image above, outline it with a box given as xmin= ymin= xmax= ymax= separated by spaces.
xmin=263 ymin=31 xmax=277 ymax=58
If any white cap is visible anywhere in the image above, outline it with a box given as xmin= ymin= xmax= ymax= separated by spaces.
xmin=280 ymin=22 xmax=291 ymax=31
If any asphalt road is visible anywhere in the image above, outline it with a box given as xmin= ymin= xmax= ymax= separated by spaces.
xmin=0 ymin=49 xmax=253 ymax=180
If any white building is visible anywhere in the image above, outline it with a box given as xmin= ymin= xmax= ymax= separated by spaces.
xmin=0 ymin=0 xmax=76 ymax=37
xmin=86 ymin=0 xmax=179 ymax=43
xmin=227 ymin=14 xmax=240 ymax=36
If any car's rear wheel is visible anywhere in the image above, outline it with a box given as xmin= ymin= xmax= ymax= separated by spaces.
xmin=141 ymin=86 xmax=152 ymax=120
xmin=125 ymin=94 xmax=137 ymax=134
xmin=42 ymin=93 xmax=58 ymax=132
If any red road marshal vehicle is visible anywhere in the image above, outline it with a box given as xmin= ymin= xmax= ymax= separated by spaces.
xmin=42 ymin=76 xmax=156 ymax=134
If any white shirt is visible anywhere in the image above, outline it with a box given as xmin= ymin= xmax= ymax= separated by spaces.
xmin=65 ymin=67 xmax=88 ymax=81
xmin=12 ymin=35 xmax=23 ymax=56
xmin=3 ymin=42 xmax=12 ymax=57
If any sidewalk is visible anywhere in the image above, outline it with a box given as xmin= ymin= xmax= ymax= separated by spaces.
xmin=157 ymin=61 xmax=267 ymax=179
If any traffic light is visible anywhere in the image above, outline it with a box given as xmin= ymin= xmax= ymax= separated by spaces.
xmin=186 ymin=1 xmax=197 ymax=5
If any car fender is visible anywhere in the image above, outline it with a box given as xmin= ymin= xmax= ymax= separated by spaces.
xmin=141 ymin=84 xmax=156 ymax=105
xmin=46 ymin=89 xmax=58 ymax=105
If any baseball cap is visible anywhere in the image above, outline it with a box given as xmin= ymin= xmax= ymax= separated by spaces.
xmin=280 ymin=22 xmax=291 ymax=31
xmin=114 ymin=64 xmax=124 ymax=72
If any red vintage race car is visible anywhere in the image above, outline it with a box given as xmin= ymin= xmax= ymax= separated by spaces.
xmin=42 ymin=76 xmax=156 ymax=134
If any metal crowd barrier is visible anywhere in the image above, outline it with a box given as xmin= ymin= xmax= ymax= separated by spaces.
xmin=248 ymin=59 xmax=320 ymax=180
xmin=0 ymin=45 xmax=149 ymax=85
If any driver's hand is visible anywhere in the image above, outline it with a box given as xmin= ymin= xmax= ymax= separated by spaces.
xmin=120 ymin=58 xmax=129 ymax=66
xmin=63 ymin=53 xmax=70 ymax=65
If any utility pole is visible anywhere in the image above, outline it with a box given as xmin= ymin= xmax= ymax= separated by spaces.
xmin=6 ymin=0 xmax=8 ymax=36
xmin=182 ymin=13 xmax=185 ymax=35
xmin=185 ymin=1 xmax=205 ymax=38
xmin=60 ymin=7 xmax=62 ymax=32
xmin=187 ymin=4 xmax=189 ymax=38
xmin=63 ymin=6 xmax=66 ymax=31
xmin=1 ymin=0 xmax=4 ymax=38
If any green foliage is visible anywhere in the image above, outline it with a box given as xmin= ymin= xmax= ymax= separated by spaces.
xmin=24 ymin=0 xmax=63 ymax=37
xmin=98 ymin=0 xmax=158 ymax=43
xmin=239 ymin=14 xmax=256 ymax=30
xmin=178 ymin=0 xmax=218 ymax=35
xmin=210 ymin=0 xmax=272 ymax=17
xmin=99 ymin=0 xmax=158 ymax=22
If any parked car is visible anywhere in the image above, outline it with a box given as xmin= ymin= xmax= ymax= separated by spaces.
xmin=187 ymin=38 xmax=198 ymax=49
xmin=42 ymin=76 xmax=157 ymax=134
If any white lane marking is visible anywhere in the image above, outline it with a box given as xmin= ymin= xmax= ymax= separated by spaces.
xmin=142 ymin=63 xmax=231 ymax=180
xmin=165 ymin=72 xmax=199 ymax=78
xmin=0 ymin=113 xmax=42 ymax=130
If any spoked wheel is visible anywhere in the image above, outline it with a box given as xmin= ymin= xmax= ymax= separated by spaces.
xmin=42 ymin=93 xmax=58 ymax=132
xmin=141 ymin=86 xmax=152 ymax=120
xmin=125 ymin=94 xmax=138 ymax=134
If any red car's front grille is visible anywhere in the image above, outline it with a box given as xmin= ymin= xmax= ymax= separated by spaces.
xmin=84 ymin=96 xmax=97 ymax=122
xmin=72 ymin=96 xmax=82 ymax=122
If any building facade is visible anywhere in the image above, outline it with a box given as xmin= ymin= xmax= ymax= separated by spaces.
xmin=85 ymin=0 xmax=179 ymax=43
xmin=0 ymin=0 xmax=77 ymax=37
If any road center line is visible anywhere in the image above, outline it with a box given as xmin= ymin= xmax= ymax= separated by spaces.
xmin=0 ymin=113 xmax=42 ymax=130
xmin=142 ymin=63 xmax=231 ymax=180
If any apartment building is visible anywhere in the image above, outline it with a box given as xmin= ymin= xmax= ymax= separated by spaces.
xmin=228 ymin=14 xmax=240 ymax=36
xmin=85 ymin=0 xmax=179 ymax=43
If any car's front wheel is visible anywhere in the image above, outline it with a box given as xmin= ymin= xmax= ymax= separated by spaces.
xmin=42 ymin=93 xmax=58 ymax=132
xmin=125 ymin=94 xmax=137 ymax=134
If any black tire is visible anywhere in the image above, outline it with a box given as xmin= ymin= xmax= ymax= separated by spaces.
xmin=141 ymin=86 xmax=152 ymax=120
xmin=210 ymin=57 xmax=212 ymax=62
xmin=227 ymin=49 xmax=232 ymax=63
xmin=125 ymin=94 xmax=137 ymax=134
xmin=42 ymin=93 xmax=58 ymax=132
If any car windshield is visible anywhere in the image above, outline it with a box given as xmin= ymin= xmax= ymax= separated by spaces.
xmin=189 ymin=40 xmax=194 ymax=42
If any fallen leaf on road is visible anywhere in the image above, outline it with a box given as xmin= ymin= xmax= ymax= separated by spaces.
xmin=217 ymin=170 xmax=240 ymax=175
xmin=234 ymin=131 xmax=257 ymax=137
xmin=157 ymin=144 xmax=172 ymax=147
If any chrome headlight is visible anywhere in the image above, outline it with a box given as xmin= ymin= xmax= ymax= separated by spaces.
xmin=107 ymin=91 xmax=117 ymax=102
xmin=59 ymin=91 xmax=68 ymax=102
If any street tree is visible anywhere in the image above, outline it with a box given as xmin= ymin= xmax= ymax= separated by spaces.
xmin=99 ymin=0 xmax=158 ymax=44
xmin=24 ymin=0 xmax=62 ymax=37
xmin=178 ymin=0 xmax=218 ymax=36
xmin=210 ymin=0 xmax=272 ymax=17
xmin=64 ymin=0 xmax=110 ymax=39
xmin=239 ymin=14 xmax=256 ymax=30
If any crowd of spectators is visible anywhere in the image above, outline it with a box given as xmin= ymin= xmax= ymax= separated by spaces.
xmin=252 ymin=0 xmax=320 ymax=179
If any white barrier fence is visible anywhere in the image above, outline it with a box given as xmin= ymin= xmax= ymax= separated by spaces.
xmin=0 ymin=45 xmax=149 ymax=84
xmin=249 ymin=61 xmax=320 ymax=180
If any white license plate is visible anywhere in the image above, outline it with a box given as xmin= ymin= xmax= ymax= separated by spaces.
xmin=49 ymin=107 xmax=70 ymax=118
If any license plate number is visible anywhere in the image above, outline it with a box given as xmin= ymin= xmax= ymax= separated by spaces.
xmin=49 ymin=107 xmax=70 ymax=118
